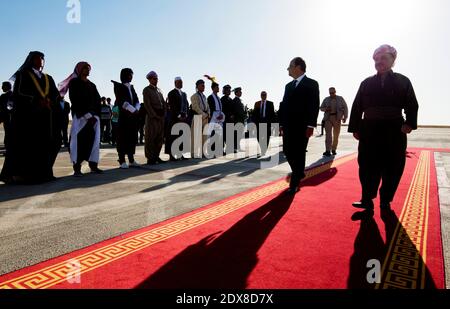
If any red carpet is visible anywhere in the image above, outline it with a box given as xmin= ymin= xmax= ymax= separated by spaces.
xmin=0 ymin=149 xmax=445 ymax=289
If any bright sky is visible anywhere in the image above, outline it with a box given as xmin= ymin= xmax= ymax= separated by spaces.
xmin=1 ymin=0 xmax=449 ymax=125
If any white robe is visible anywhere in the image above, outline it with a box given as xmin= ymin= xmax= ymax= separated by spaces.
xmin=69 ymin=115 xmax=101 ymax=164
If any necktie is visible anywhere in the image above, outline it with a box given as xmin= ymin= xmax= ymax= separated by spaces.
xmin=261 ymin=101 xmax=265 ymax=118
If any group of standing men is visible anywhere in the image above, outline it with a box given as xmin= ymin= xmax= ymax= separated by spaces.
xmin=0 ymin=44 xmax=419 ymax=217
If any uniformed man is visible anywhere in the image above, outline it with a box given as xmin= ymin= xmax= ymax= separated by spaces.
xmin=320 ymin=87 xmax=348 ymax=156
xmin=348 ymin=44 xmax=419 ymax=212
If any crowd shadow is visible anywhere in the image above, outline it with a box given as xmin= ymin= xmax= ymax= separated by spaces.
xmin=348 ymin=208 xmax=437 ymax=289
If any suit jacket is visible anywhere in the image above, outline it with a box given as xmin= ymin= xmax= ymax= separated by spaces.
xmin=232 ymin=97 xmax=246 ymax=123
xmin=167 ymin=88 xmax=188 ymax=122
xmin=320 ymin=96 xmax=348 ymax=122
xmin=279 ymin=76 xmax=320 ymax=134
xmin=207 ymin=93 xmax=223 ymax=114
xmin=253 ymin=100 xmax=275 ymax=124
xmin=112 ymin=81 xmax=140 ymax=126
xmin=0 ymin=91 xmax=13 ymax=125
xmin=191 ymin=92 xmax=210 ymax=119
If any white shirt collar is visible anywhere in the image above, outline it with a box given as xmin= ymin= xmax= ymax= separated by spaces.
xmin=32 ymin=68 xmax=43 ymax=78
xmin=295 ymin=73 xmax=306 ymax=86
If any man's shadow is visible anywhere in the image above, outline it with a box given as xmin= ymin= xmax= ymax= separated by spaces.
xmin=136 ymin=162 xmax=338 ymax=289
xmin=136 ymin=192 xmax=295 ymax=289
xmin=348 ymin=209 xmax=437 ymax=289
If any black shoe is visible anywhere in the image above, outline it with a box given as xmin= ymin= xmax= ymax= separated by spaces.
xmin=181 ymin=156 xmax=189 ymax=161
xmin=90 ymin=167 xmax=104 ymax=174
xmin=286 ymin=186 xmax=300 ymax=195
xmin=332 ymin=150 xmax=337 ymax=155
xmin=146 ymin=160 xmax=156 ymax=165
xmin=351 ymin=209 xmax=375 ymax=221
xmin=323 ymin=151 xmax=331 ymax=157
xmin=73 ymin=171 xmax=83 ymax=177
xmin=169 ymin=156 xmax=179 ymax=162
xmin=352 ymin=200 xmax=374 ymax=210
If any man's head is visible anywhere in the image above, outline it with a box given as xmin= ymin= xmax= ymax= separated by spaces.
xmin=329 ymin=87 xmax=336 ymax=98
xmin=2 ymin=81 xmax=12 ymax=93
xmin=106 ymin=97 xmax=111 ymax=104
xmin=120 ymin=68 xmax=134 ymax=83
xmin=31 ymin=52 xmax=45 ymax=71
xmin=174 ymin=77 xmax=183 ymax=89
xmin=211 ymin=82 xmax=219 ymax=94
xmin=234 ymin=87 xmax=242 ymax=98
xmin=146 ymin=71 xmax=158 ymax=87
xmin=101 ymin=97 xmax=106 ymax=104
xmin=223 ymin=85 xmax=232 ymax=96
xmin=287 ymin=57 xmax=306 ymax=79
xmin=261 ymin=91 xmax=267 ymax=101
xmin=196 ymin=79 xmax=205 ymax=93
xmin=373 ymin=44 xmax=397 ymax=74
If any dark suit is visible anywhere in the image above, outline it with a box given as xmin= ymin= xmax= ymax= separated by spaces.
xmin=279 ymin=76 xmax=320 ymax=189
xmin=253 ymin=100 xmax=275 ymax=154
xmin=59 ymin=100 xmax=71 ymax=146
xmin=0 ymin=91 xmax=13 ymax=150
xmin=166 ymin=88 xmax=189 ymax=157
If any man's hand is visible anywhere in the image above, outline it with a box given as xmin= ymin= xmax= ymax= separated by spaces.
xmin=401 ymin=124 xmax=413 ymax=134
xmin=279 ymin=127 xmax=284 ymax=137
xmin=306 ymin=127 xmax=314 ymax=138
xmin=353 ymin=132 xmax=360 ymax=140
xmin=342 ymin=118 xmax=347 ymax=124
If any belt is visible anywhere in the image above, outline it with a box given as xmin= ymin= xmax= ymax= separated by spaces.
xmin=330 ymin=113 xmax=337 ymax=115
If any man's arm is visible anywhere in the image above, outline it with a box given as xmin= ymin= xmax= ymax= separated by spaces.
xmin=348 ymin=82 xmax=364 ymax=134
xmin=404 ymin=78 xmax=419 ymax=130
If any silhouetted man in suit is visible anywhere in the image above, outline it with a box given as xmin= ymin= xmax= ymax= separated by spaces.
xmin=253 ymin=91 xmax=275 ymax=156
xmin=279 ymin=57 xmax=320 ymax=195
xmin=59 ymin=96 xmax=71 ymax=147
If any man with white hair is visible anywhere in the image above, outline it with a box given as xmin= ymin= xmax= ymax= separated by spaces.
xmin=143 ymin=71 xmax=167 ymax=165
xmin=348 ymin=44 xmax=419 ymax=214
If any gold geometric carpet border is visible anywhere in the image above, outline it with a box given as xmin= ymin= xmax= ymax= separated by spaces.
xmin=377 ymin=151 xmax=431 ymax=289
xmin=0 ymin=154 xmax=356 ymax=289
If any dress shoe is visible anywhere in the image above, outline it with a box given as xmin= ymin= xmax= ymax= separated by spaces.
xmin=90 ymin=167 xmax=104 ymax=174
xmin=323 ymin=151 xmax=332 ymax=157
xmin=181 ymin=156 xmax=189 ymax=161
xmin=352 ymin=200 xmax=374 ymax=210
xmin=332 ymin=150 xmax=337 ymax=155
xmin=169 ymin=156 xmax=179 ymax=162
xmin=286 ymin=187 xmax=300 ymax=195
xmin=120 ymin=162 xmax=129 ymax=169
xmin=73 ymin=171 xmax=83 ymax=177
xmin=146 ymin=160 xmax=157 ymax=165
